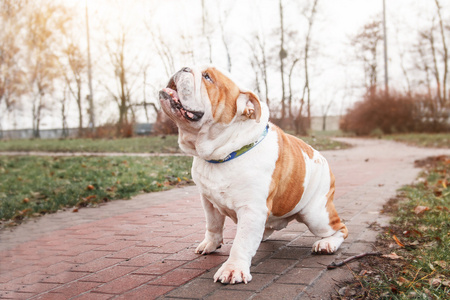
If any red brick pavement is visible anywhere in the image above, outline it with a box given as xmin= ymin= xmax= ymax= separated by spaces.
xmin=1 ymin=138 xmax=449 ymax=299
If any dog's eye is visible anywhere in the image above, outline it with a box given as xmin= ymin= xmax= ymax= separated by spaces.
xmin=202 ymin=72 xmax=213 ymax=83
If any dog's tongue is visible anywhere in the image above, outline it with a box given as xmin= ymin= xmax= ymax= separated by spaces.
xmin=163 ymin=88 xmax=179 ymax=103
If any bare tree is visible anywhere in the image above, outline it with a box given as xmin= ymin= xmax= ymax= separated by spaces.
xmin=278 ymin=0 xmax=288 ymax=120
xmin=247 ymin=33 xmax=270 ymax=106
xmin=434 ymin=0 xmax=448 ymax=106
xmin=105 ymin=29 xmax=134 ymax=130
xmin=216 ymin=1 xmax=235 ymax=72
xmin=300 ymin=0 xmax=319 ymax=129
xmin=61 ymin=42 xmax=86 ymax=137
xmin=351 ymin=18 xmax=383 ymax=94
xmin=0 ymin=0 xmax=27 ymax=132
xmin=24 ymin=1 xmax=70 ymax=138
xmin=201 ymin=0 xmax=213 ymax=64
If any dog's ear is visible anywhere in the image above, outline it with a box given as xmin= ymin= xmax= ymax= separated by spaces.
xmin=241 ymin=92 xmax=262 ymax=123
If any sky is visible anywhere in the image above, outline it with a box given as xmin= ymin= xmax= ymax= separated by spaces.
xmin=2 ymin=0 xmax=445 ymax=130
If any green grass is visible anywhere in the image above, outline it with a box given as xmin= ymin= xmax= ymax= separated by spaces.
xmin=0 ymin=136 xmax=181 ymax=153
xmin=383 ymin=133 xmax=450 ymax=148
xmin=301 ymin=135 xmax=350 ymax=151
xmin=0 ymin=134 xmax=350 ymax=153
xmin=0 ymin=155 xmax=192 ymax=223
xmin=349 ymin=156 xmax=450 ymax=299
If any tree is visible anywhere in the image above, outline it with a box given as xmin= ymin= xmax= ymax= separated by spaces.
xmin=61 ymin=42 xmax=86 ymax=137
xmin=278 ymin=0 xmax=288 ymax=120
xmin=300 ymin=0 xmax=319 ymax=129
xmin=351 ymin=18 xmax=383 ymax=94
xmin=216 ymin=0 xmax=235 ymax=72
xmin=247 ymin=33 xmax=270 ymax=107
xmin=0 ymin=0 xmax=27 ymax=132
xmin=105 ymin=29 xmax=133 ymax=131
xmin=24 ymin=1 xmax=70 ymax=138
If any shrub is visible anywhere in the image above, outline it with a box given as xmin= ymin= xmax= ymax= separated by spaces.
xmin=340 ymin=90 xmax=449 ymax=135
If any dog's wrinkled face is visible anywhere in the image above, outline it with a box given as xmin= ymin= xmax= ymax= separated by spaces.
xmin=159 ymin=66 xmax=261 ymax=131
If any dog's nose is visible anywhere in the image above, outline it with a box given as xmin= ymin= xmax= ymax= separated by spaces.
xmin=181 ymin=67 xmax=191 ymax=73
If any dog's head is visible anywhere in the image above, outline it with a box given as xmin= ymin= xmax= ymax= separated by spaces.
xmin=159 ymin=66 xmax=268 ymax=159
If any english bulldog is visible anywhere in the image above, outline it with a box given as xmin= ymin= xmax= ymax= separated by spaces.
xmin=159 ymin=66 xmax=348 ymax=284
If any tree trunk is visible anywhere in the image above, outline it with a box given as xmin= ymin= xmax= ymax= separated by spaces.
xmin=279 ymin=0 xmax=286 ymax=120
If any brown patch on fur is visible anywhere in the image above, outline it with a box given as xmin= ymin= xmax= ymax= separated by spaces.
xmin=267 ymin=125 xmax=310 ymax=217
xmin=326 ymin=170 xmax=348 ymax=238
xmin=203 ymin=67 xmax=240 ymax=124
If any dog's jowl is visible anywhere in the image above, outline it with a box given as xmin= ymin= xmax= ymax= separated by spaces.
xmin=159 ymin=66 xmax=348 ymax=284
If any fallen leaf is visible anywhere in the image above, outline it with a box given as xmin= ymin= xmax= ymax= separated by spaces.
xmin=414 ymin=205 xmax=430 ymax=214
xmin=403 ymin=229 xmax=423 ymax=237
xmin=382 ymin=252 xmax=404 ymax=260
xmin=22 ymin=198 xmax=30 ymax=204
xmin=434 ymin=260 xmax=447 ymax=269
xmin=430 ymin=277 xmax=442 ymax=287
xmin=393 ymin=235 xmax=405 ymax=248
xmin=18 ymin=208 xmax=32 ymax=215
xmin=397 ymin=276 xmax=409 ymax=286
xmin=86 ymin=185 xmax=95 ymax=190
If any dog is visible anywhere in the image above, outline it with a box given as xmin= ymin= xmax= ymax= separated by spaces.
xmin=159 ymin=66 xmax=348 ymax=284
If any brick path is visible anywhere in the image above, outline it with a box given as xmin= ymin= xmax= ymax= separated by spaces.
xmin=1 ymin=138 xmax=449 ymax=300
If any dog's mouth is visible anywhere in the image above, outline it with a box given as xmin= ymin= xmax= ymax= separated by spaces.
xmin=159 ymin=79 xmax=204 ymax=122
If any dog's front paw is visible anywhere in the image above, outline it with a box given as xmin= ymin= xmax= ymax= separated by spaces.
xmin=312 ymin=236 xmax=343 ymax=254
xmin=195 ymin=238 xmax=222 ymax=255
xmin=214 ymin=261 xmax=252 ymax=284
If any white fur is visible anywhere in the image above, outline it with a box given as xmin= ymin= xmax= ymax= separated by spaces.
xmin=159 ymin=66 xmax=345 ymax=284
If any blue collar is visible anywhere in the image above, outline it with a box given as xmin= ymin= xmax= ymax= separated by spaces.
xmin=206 ymin=124 xmax=270 ymax=164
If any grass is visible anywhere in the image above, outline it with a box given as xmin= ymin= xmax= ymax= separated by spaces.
xmin=336 ymin=156 xmax=450 ymax=299
xmin=301 ymin=135 xmax=350 ymax=151
xmin=0 ymin=155 xmax=192 ymax=225
xmin=0 ymin=136 xmax=181 ymax=153
xmin=0 ymin=133 xmax=351 ymax=153
xmin=383 ymin=133 xmax=450 ymax=148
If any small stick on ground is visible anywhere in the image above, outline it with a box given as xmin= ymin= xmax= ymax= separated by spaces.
xmin=327 ymin=252 xmax=382 ymax=270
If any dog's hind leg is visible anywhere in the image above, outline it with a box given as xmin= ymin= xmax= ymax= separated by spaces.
xmin=299 ymin=171 xmax=348 ymax=254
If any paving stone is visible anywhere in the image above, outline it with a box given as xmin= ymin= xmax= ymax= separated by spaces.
xmin=252 ymin=259 xmax=297 ymax=274
xmin=275 ymin=267 xmax=321 ymax=285
xmin=132 ymin=260 xmax=187 ymax=276
xmin=271 ymin=247 xmax=310 ymax=260
xmin=252 ymin=283 xmax=306 ymax=299
xmin=149 ymin=268 xmax=205 ymax=286
xmin=92 ymin=274 xmax=153 ymax=294
xmin=165 ymin=277 xmax=219 ymax=298
xmin=79 ymin=266 xmax=138 ymax=283
xmin=115 ymin=284 xmax=175 ymax=300
xmin=205 ymin=289 xmax=255 ymax=300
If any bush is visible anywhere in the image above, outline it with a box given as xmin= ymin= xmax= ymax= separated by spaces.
xmin=340 ymin=91 xmax=449 ymax=135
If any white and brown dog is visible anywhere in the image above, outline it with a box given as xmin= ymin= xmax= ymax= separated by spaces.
xmin=159 ymin=66 xmax=348 ymax=285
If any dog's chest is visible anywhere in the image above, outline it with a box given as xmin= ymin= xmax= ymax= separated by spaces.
xmin=191 ymin=140 xmax=278 ymax=220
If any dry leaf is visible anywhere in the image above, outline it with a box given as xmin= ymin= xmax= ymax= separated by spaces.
xmin=86 ymin=185 xmax=95 ymax=190
xmin=430 ymin=277 xmax=442 ymax=287
xmin=393 ymin=235 xmax=405 ymax=248
xmin=433 ymin=260 xmax=447 ymax=269
xmin=382 ymin=252 xmax=404 ymax=260
xmin=414 ymin=205 xmax=430 ymax=214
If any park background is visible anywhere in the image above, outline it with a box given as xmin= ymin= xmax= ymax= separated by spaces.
xmin=0 ymin=0 xmax=448 ymax=138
